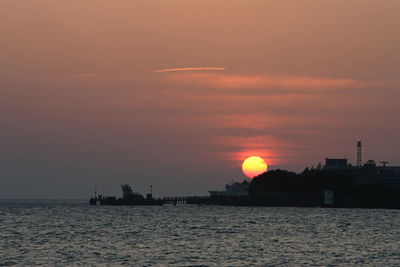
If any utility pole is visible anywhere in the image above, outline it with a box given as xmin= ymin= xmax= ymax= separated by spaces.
xmin=380 ymin=161 xmax=388 ymax=167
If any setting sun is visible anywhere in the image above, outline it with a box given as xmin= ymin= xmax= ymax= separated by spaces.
xmin=242 ymin=156 xmax=268 ymax=178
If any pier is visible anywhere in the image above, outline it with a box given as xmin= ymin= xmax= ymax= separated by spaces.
xmin=162 ymin=196 xmax=210 ymax=205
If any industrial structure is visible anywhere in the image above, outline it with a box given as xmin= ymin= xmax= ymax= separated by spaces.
xmin=324 ymin=138 xmax=400 ymax=187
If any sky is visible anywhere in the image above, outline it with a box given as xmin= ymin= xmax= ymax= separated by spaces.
xmin=1 ymin=0 xmax=400 ymax=198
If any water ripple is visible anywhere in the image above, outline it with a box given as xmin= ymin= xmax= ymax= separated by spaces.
xmin=1 ymin=201 xmax=400 ymax=266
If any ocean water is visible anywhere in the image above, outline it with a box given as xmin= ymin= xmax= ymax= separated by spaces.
xmin=1 ymin=200 xmax=400 ymax=266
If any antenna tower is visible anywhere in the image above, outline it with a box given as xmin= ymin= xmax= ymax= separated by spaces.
xmin=357 ymin=138 xmax=362 ymax=167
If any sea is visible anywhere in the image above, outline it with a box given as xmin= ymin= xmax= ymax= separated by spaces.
xmin=1 ymin=200 xmax=400 ymax=266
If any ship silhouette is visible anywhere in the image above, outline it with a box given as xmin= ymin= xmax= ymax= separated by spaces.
xmin=89 ymin=184 xmax=163 ymax=206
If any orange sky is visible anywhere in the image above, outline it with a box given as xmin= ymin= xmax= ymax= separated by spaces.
xmin=1 ymin=0 xmax=400 ymax=198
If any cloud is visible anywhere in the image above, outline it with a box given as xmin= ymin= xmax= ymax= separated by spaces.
xmin=163 ymin=72 xmax=377 ymax=95
xmin=213 ymin=134 xmax=295 ymax=166
xmin=153 ymin=67 xmax=225 ymax=73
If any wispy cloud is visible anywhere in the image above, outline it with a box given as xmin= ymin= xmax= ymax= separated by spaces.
xmin=153 ymin=67 xmax=225 ymax=73
xmin=168 ymin=73 xmax=373 ymax=89
xmin=162 ymin=72 xmax=378 ymax=95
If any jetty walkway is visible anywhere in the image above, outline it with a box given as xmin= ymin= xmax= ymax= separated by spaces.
xmin=162 ymin=196 xmax=210 ymax=205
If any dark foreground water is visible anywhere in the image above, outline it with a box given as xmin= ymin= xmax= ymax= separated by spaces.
xmin=1 ymin=200 xmax=400 ymax=266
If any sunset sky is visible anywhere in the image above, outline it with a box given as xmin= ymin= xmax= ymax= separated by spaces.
xmin=1 ymin=0 xmax=400 ymax=198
